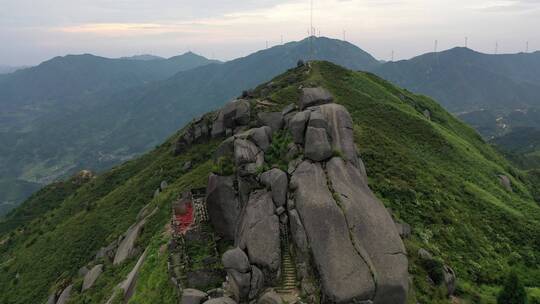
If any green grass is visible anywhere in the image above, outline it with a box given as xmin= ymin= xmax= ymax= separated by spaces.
xmin=2 ymin=61 xmax=540 ymax=303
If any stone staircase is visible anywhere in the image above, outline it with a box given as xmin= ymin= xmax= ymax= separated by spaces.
xmin=276 ymin=225 xmax=298 ymax=293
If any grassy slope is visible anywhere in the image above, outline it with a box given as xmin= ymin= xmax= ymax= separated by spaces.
xmin=308 ymin=62 xmax=540 ymax=303
xmin=1 ymin=61 xmax=539 ymax=304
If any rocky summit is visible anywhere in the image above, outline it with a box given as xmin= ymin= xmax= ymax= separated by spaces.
xmin=2 ymin=61 xmax=540 ymax=304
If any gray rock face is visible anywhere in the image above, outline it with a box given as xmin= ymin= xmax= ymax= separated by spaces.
xmin=203 ymin=297 xmax=237 ymax=304
xmin=114 ymin=219 xmax=145 ymax=265
xmin=299 ymin=87 xmax=333 ymax=110
xmin=56 ymin=284 xmax=73 ymax=304
xmin=260 ymin=168 xmax=288 ymax=208
xmin=288 ymin=209 xmax=309 ymax=255
xmin=228 ymin=269 xmax=251 ymax=302
xmin=249 ymin=265 xmax=265 ymax=300
xmin=304 ymin=127 xmax=332 ymax=162
xmin=120 ymin=248 xmax=148 ymax=301
xmin=82 ymin=264 xmax=103 ymax=291
xmin=223 ymin=99 xmax=251 ymax=128
xmin=47 ymin=294 xmax=56 ymax=304
xmin=257 ymin=291 xmax=283 ymax=304
xmin=443 ymin=265 xmax=457 ymax=296
xmin=206 ymin=174 xmax=241 ymax=240
xmin=236 ymin=190 xmax=280 ymax=275
xmin=182 ymin=289 xmax=208 ymax=304
xmin=214 ymin=136 xmax=235 ymax=161
xmin=212 ymin=111 xmax=226 ymax=138
xmin=78 ymin=266 xmax=89 ymax=277
xmin=326 ymin=157 xmax=408 ymax=304
xmin=234 ymin=139 xmax=260 ymax=165
xmin=498 ymin=174 xmax=512 ymax=192
xmin=308 ymin=110 xmax=328 ymax=130
xmin=289 ymin=111 xmax=311 ymax=144
xmin=290 ymin=161 xmax=375 ymax=303
xmin=247 ymin=127 xmax=271 ymax=152
xmin=257 ymin=112 xmax=283 ymax=133
xmin=320 ymin=104 xmax=359 ymax=167
xmin=222 ymin=248 xmax=251 ymax=273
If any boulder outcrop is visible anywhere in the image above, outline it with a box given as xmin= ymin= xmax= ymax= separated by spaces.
xmin=203 ymin=86 xmax=408 ymax=304
xmin=82 ymin=264 xmax=103 ymax=291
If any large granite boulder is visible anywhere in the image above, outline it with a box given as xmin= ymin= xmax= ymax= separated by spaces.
xmin=114 ymin=219 xmax=146 ymax=265
xmin=82 ymin=264 xmax=103 ymax=291
xmin=326 ymin=157 xmax=408 ymax=303
xmin=290 ymin=161 xmax=375 ymax=303
xmin=247 ymin=127 xmax=271 ymax=152
xmin=289 ymin=111 xmax=310 ymax=144
xmin=206 ymin=174 xmax=241 ymax=240
xmin=249 ymin=265 xmax=265 ymax=300
xmin=319 ymin=104 xmax=359 ymax=167
xmin=299 ymin=87 xmax=333 ymax=110
xmin=223 ymin=99 xmax=251 ymax=128
xmin=222 ymin=248 xmax=250 ymax=273
xmin=304 ymin=126 xmax=332 ymax=162
xmin=234 ymin=139 xmax=260 ymax=165
xmin=257 ymin=112 xmax=283 ymax=133
xmin=182 ymin=289 xmax=208 ymax=304
xmin=203 ymin=297 xmax=237 ymax=304
xmin=257 ymin=291 xmax=283 ymax=304
xmin=56 ymin=284 xmax=73 ymax=304
xmin=236 ymin=190 xmax=280 ymax=276
xmin=288 ymin=209 xmax=309 ymax=255
xmin=260 ymin=168 xmax=288 ymax=208
xmin=212 ymin=111 xmax=226 ymax=138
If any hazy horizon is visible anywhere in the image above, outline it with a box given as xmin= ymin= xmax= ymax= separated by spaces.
xmin=2 ymin=0 xmax=540 ymax=66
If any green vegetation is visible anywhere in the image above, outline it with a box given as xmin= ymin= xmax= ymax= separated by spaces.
xmin=497 ymin=272 xmax=527 ymax=304
xmin=264 ymin=130 xmax=295 ymax=171
xmin=1 ymin=60 xmax=540 ymax=303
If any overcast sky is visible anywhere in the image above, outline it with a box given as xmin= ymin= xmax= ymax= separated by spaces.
xmin=1 ymin=0 xmax=539 ymax=66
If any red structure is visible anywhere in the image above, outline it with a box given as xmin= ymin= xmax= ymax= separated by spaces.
xmin=172 ymin=192 xmax=195 ymax=235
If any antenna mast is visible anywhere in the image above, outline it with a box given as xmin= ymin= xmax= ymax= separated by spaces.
xmin=526 ymin=41 xmax=529 ymax=53
xmin=391 ymin=50 xmax=394 ymax=62
xmin=465 ymin=37 xmax=468 ymax=48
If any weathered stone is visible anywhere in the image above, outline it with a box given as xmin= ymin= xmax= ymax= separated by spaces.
xmin=236 ymin=191 xmax=280 ymax=276
xmin=326 ymin=157 xmax=408 ymax=304
xmin=95 ymin=240 xmax=117 ymax=262
xmin=307 ymin=110 xmax=328 ymax=130
xmin=223 ymin=99 xmax=251 ymax=128
xmin=222 ymin=248 xmax=251 ymax=273
xmin=281 ymin=104 xmax=296 ymax=116
xmin=114 ymin=219 xmax=146 ymax=265
xmin=289 ymin=111 xmax=310 ymax=144
xmin=418 ymin=248 xmax=433 ymax=260
xmin=78 ymin=266 xmax=89 ymax=277
xmin=290 ymin=161 xmax=375 ymax=303
xmin=299 ymin=87 xmax=333 ymax=110
xmin=286 ymin=143 xmax=300 ymax=160
xmin=423 ymin=109 xmax=431 ymax=120
xmin=207 ymin=288 xmax=225 ymax=299
xmin=257 ymin=291 xmax=283 ymax=304
xmin=182 ymin=289 xmax=208 ymax=304
xmin=287 ymin=158 xmax=302 ymax=175
xmin=320 ymin=104 xmax=359 ymax=167
xmin=47 ymin=294 xmax=56 ymax=304
xmin=234 ymin=139 xmax=260 ymax=165
xmin=183 ymin=161 xmax=193 ymax=171
xmin=443 ymin=265 xmax=457 ymax=296
xmin=288 ymin=210 xmax=309 ymax=254
xmin=304 ymin=127 xmax=332 ymax=162
xmin=260 ymin=168 xmax=288 ymax=208
xmin=82 ymin=264 xmax=103 ymax=291
xmin=212 ymin=111 xmax=226 ymax=138
xmin=186 ymin=270 xmax=224 ymax=291
xmin=395 ymin=221 xmax=412 ymax=238
xmin=247 ymin=127 xmax=271 ymax=152
xmin=214 ymin=136 xmax=235 ymax=161
xmin=56 ymin=285 xmax=73 ymax=304
xmin=275 ymin=206 xmax=285 ymax=215
xmin=279 ymin=213 xmax=288 ymax=224
xmin=498 ymin=174 xmax=512 ymax=192
xmin=120 ymin=248 xmax=148 ymax=301
xmin=249 ymin=265 xmax=265 ymax=300
xmin=160 ymin=180 xmax=168 ymax=190
xmin=203 ymin=297 xmax=237 ymax=304
xmin=206 ymin=174 xmax=241 ymax=240
xmin=237 ymin=176 xmax=259 ymax=206
xmin=227 ymin=269 xmax=251 ymax=302
xmin=257 ymin=112 xmax=283 ymax=133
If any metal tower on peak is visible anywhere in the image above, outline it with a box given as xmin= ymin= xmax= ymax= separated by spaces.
xmin=465 ymin=37 xmax=468 ymax=48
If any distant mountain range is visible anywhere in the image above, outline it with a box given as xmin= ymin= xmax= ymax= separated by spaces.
xmin=2 ymin=36 xmax=540 ymax=214
xmin=0 ymin=36 xmax=379 ymax=214
xmin=0 ymin=65 xmax=28 ymax=74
